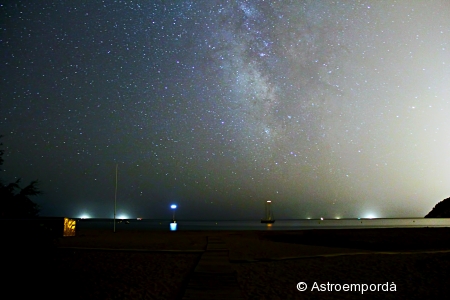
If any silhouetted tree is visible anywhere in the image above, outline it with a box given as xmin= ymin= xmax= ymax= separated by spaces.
xmin=0 ymin=136 xmax=41 ymax=219
xmin=0 ymin=179 xmax=41 ymax=218
xmin=0 ymin=137 xmax=55 ymax=298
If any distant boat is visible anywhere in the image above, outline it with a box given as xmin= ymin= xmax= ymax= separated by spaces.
xmin=261 ymin=200 xmax=275 ymax=223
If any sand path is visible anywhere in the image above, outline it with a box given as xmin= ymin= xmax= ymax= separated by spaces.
xmin=182 ymin=236 xmax=245 ymax=299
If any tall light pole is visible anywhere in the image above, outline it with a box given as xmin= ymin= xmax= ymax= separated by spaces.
xmin=171 ymin=204 xmax=177 ymax=222
xmin=114 ymin=163 xmax=118 ymax=233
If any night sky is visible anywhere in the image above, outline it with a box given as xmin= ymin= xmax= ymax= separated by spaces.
xmin=1 ymin=1 xmax=449 ymax=220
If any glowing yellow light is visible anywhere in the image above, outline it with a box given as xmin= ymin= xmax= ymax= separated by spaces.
xmin=63 ymin=218 xmax=76 ymax=237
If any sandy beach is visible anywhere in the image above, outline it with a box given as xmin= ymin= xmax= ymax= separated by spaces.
xmin=6 ymin=228 xmax=450 ymax=299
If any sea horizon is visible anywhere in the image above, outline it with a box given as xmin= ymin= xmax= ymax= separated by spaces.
xmin=69 ymin=217 xmax=450 ymax=231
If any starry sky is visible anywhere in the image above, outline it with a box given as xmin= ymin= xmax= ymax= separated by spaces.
xmin=1 ymin=1 xmax=449 ymax=220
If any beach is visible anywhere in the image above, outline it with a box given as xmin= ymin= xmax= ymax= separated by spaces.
xmin=7 ymin=228 xmax=450 ymax=299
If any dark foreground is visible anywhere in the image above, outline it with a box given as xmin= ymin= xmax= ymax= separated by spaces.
xmin=3 ymin=227 xmax=450 ymax=299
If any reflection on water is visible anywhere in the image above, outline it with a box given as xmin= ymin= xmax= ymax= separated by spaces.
xmin=169 ymin=222 xmax=177 ymax=231
xmin=76 ymin=218 xmax=450 ymax=231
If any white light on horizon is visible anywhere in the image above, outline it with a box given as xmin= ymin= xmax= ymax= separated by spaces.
xmin=117 ymin=214 xmax=129 ymax=219
xmin=364 ymin=213 xmax=377 ymax=219
xmin=171 ymin=204 xmax=177 ymax=209
xmin=79 ymin=214 xmax=91 ymax=219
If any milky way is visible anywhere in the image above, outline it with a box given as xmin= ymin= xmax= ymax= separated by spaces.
xmin=1 ymin=1 xmax=449 ymax=219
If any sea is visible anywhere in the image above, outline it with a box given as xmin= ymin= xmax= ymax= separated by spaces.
xmin=76 ymin=218 xmax=450 ymax=231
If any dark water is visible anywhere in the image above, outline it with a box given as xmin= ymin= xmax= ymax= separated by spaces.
xmin=76 ymin=218 xmax=450 ymax=231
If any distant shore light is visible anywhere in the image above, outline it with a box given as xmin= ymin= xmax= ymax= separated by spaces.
xmin=365 ymin=213 xmax=377 ymax=219
xmin=171 ymin=204 xmax=177 ymax=209
xmin=79 ymin=214 xmax=90 ymax=219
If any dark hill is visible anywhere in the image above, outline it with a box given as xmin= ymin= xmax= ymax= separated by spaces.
xmin=425 ymin=197 xmax=450 ymax=218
